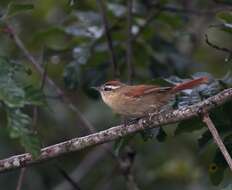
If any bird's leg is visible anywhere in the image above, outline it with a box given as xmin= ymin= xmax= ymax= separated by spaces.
xmin=148 ymin=105 xmax=173 ymax=121
xmin=122 ymin=116 xmax=141 ymax=126
xmin=123 ymin=117 xmax=128 ymax=127
xmin=130 ymin=117 xmax=142 ymax=124
xmin=122 ymin=116 xmax=130 ymax=127
xmin=139 ymin=111 xmax=160 ymax=141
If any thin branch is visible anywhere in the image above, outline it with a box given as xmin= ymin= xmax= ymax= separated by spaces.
xmin=126 ymin=0 xmax=134 ymax=84
xmin=96 ymin=0 xmax=119 ymax=78
xmin=125 ymin=175 xmax=140 ymax=190
xmin=131 ymin=10 xmax=161 ymax=42
xmin=56 ymin=165 xmax=81 ymax=190
xmin=0 ymin=88 xmax=231 ymax=173
xmin=54 ymin=145 xmax=108 ymax=190
xmin=15 ymin=168 xmax=26 ymax=190
xmin=119 ymin=146 xmax=140 ymax=190
xmin=40 ymin=58 xmax=48 ymax=90
xmin=202 ymin=112 xmax=232 ymax=171
xmin=205 ymin=34 xmax=232 ymax=54
xmin=4 ymin=23 xmax=95 ymax=133
xmin=124 ymin=2 xmax=140 ymax=188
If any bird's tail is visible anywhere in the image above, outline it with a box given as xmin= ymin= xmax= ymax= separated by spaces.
xmin=171 ymin=77 xmax=208 ymax=92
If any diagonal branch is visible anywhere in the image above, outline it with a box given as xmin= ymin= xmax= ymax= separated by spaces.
xmin=16 ymin=168 xmax=26 ymax=190
xmin=96 ymin=0 xmax=119 ymax=78
xmin=0 ymin=88 xmax=231 ymax=173
xmin=202 ymin=113 xmax=232 ymax=170
xmin=4 ymin=23 xmax=95 ymax=133
xmin=56 ymin=165 xmax=81 ymax=190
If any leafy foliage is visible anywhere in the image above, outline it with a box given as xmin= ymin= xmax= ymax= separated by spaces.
xmin=0 ymin=57 xmax=45 ymax=156
xmin=7 ymin=108 xmax=41 ymax=157
xmin=5 ymin=2 xmax=34 ymax=18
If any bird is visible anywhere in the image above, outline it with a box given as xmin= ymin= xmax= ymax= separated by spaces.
xmin=93 ymin=77 xmax=208 ymax=118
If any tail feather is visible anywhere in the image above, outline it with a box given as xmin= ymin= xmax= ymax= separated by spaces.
xmin=171 ymin=77 xmax=208 ymax=92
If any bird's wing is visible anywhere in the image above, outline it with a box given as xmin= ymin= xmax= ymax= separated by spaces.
xmin=124 ymin=85 xmax=171 ymax=98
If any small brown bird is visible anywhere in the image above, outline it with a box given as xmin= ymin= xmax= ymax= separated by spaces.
xmin=94 ymin=77 xmax=208 ymax=118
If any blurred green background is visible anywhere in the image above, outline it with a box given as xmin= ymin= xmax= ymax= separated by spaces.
xmin=0 ymin=0 xmax=231 ymax=189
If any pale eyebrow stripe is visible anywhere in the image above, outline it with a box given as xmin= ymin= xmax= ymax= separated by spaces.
xmin=104 ymin=85 xmax=120 ymax=90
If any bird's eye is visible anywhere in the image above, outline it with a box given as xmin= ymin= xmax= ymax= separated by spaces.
xmin=103 ymin=86 xmax=112 ymax=91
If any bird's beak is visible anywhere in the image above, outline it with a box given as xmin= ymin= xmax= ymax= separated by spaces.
xmin=91 ymin=86 xmax=100 ymax=91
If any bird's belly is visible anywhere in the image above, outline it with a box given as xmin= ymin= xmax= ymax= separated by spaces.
xmin=110 ymin=97 xmax=163 ymax=117
xmin=103 ymin=93 xmax=172 ymax=117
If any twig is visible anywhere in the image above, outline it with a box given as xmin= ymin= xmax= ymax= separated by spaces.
xmin=96 ymin=0 xmax=119 ymax=78
xmin=4 ymin=23 xmax=95 ymax=133
xmin=124 ymin=2 xmax=140 ymax=188
xmin=40 ymin=57 xmax=48 ymax=90
xmin=202 ymin=112 xmax=232 ymax=171
xmin=119 ymin=146 xmax=140 ymax=190
xmin=54 ymin=145 xmax=108 ymax=190
xmin=125 ymin=175 xmax=140 ymax=190
xmin=39 ymin=50 xmax=81 ymax=189
xmin=131 ymin=10 xmax=161 ymax=42
xmin=15 ymin=168 xmax=26 ymax=190
xmin=0 ymin=88 xmax=231 ymax=173
xmin=205 ymin=34 xmax=232 ymax=54
xmin=126 ymin=0 xmax=133 ymax=84
xmin=56 ymin=165 xmax=81 ymax=190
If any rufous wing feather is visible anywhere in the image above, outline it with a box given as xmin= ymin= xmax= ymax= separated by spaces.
xmin=124 ymin=85 xmax=171 ymax=98
xmin=123 ymin=77 xmax=208 ymax=98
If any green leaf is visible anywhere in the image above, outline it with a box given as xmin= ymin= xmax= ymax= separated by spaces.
xmin=0 ymin=57 xmax=44 ymax=156
xmin=24 ymin=85 xmax=46 ymax=106
xmin=7 ymin=109 xmax=41 ymax=157
xmin=209 ymin=163 xmax=225 ymax=186
xmin=21 ymin=133 xmax=41 ymax=158
xmin=209 ymin=136 xmax=232 ymax=185
xmin=0 ymin=77 xmax=25 ymax=107
xmin=0 ymin=56 xmax=45 ymax=107
xmin=8 ymin=109 xmax=31 ymax=138
xmin=175 ymin=117 xmax=204 ymax=136
xmin=6 ymin=3 xmax=34 ymax=18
